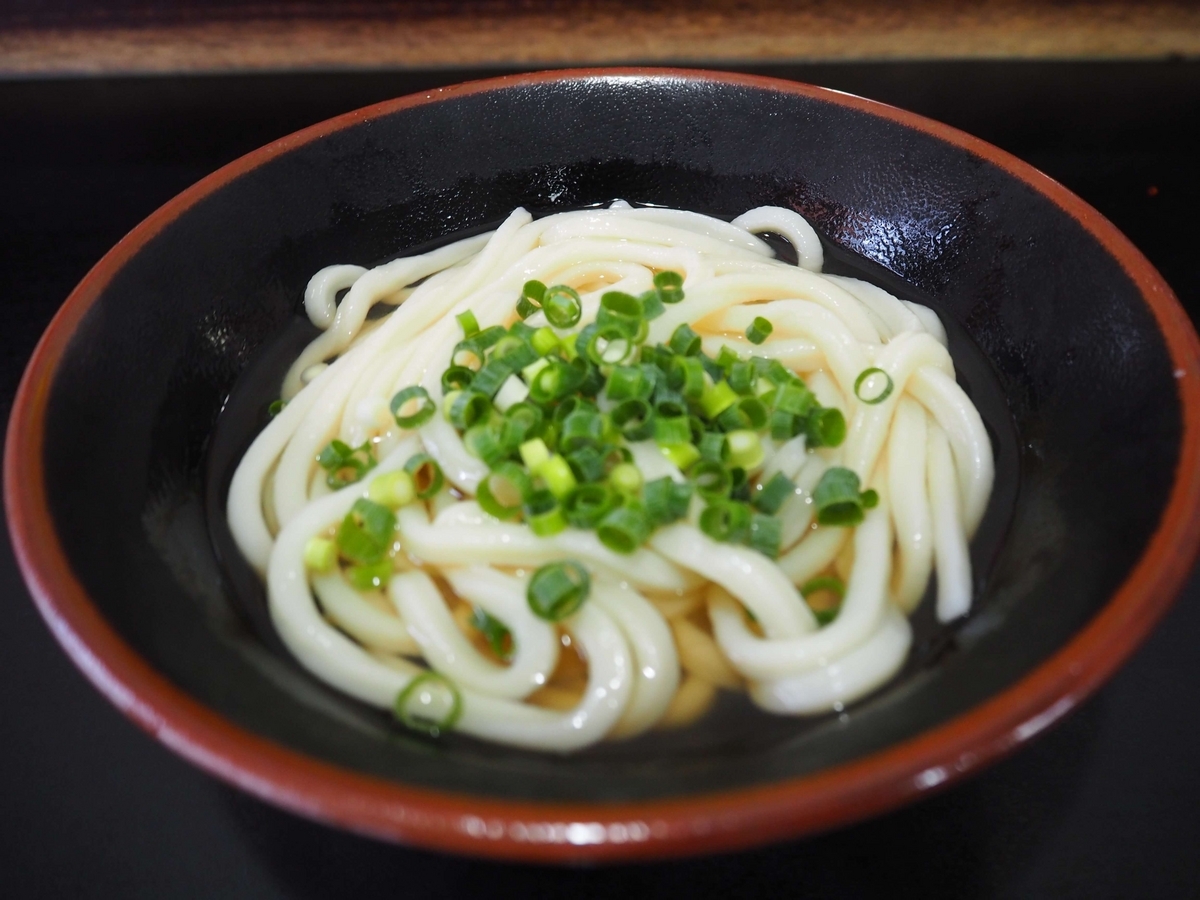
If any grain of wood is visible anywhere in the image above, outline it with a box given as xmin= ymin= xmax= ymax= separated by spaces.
xmin=1 ymin=0 xmax=1197 ymax=76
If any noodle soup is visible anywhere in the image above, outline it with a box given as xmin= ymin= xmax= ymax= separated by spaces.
xmin=224 ymin=203 xmax=995 ymax=752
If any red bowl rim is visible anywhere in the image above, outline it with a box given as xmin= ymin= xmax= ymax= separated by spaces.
xmin=7 ymin=67 xmax=1200 ymax=863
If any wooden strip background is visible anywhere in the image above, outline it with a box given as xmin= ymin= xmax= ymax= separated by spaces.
xmin=2 ymin=0 xmax=1199 ymax=76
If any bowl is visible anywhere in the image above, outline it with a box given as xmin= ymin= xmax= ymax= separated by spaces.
xmin=7 ymin=69 xmax=1200 ymax=862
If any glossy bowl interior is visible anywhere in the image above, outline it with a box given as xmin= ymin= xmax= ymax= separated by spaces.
xmin=7 ymin=70 xmax=1200 ymax=862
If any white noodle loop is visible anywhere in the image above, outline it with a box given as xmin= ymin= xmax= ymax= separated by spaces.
xmin=229 ymin=203 xmax=994 ymax=750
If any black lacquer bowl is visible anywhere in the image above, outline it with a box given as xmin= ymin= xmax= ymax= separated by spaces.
xmin=7 ymin=70 xmax=1200 ymax=862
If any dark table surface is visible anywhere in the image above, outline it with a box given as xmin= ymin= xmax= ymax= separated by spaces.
xmin=2 ymin=62 xmax=1198 ymax=899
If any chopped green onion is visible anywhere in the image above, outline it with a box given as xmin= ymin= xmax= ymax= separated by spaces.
xmin=508 ymin=320 xmax=536 ymax=340
xmin=448 ymin=390 xmax=491 ymax=430
xmin=753 ymin=471 xmax=795 ymax=514
xmin=527 ymin=561 xmax=591 ymax=621
xmin=654 ymin=414 xmax=692 ymax=446
xmin=698 ymin=431 xmax=729 ymax=463
xmin=730 ymin=466 xmax=750 ymax=501
xmin=499 ymin=401 xmax=541 ymax=447
xmin=597 ymin=291 xmax=644 ymax=337
xmin=523 ymin=280 xmax=547 ymax=304
xmin=517 ymin=280 xmax=546 ymax=319
xmin=801 ymin=576 xmax=846 ymax=626
xmin=524 ymin=489 xmax=567 ymax=537
xmin=813 ymin=466 xmax=874 ymax=526
xmin=596 ymin=503 xmax=654 ymax=554
xmin=268 ymin=399 xmax=286 ymax=417
xmin=452 ymin=326 xmax=505 ymax=369
xmin=516 ymin=296 xmax=539 ymax=319
xmin=728 ymin=360 xmax=757 ymax=395
xmin=699 ymin=500 xmax=752 ymax=543
xmin=733 ymin=396 xmax=769 ymax=430
xmin=698 ymin=353 xmax=724 ymax=382
xmin=317 ymin=439 xmax=376 ymax=488
xmin=528 ymin=359 xmax=580 ymax=403
xmin=769 ymin=408 xmax=800 ymax=441
xmin=584 ymin=325 xmax=635 ymax=366
xmin=644 ymin=476 xmax=693 ymax=524
xmin=700 ymin=379 xmax=738 ymax=419
xmin=528 ymin=505 xmax=567 ymax=537
xmin=470 ymin=359 xmax=518 ymax=398
xmin=441 ymin=365 xmax=475 ymax=393
xmin=477 ymin=463 xmax=531 ymax=520
xmin=659 ymin=442 xmax=701 ymax=471
xmin=543 ymin=285 xmax=583 ymax=328
xmin=726 ymin=430 xmax=764 ymax=470
xmin=653 ymin=270 xmax=685 ymax=304
xmin=668 ymin=323 xmax=701 ymax=356
xmin=393 ymin=671 xmax=462 ymax=736
xmin=573 ymin=357 xmax=605 ymax=397
xmin=606 ymin=365 xmax=653 ymax=402
xmin=565 ymin=445 xmax=608 ymax=482
xmin=772 ymin=381 xmax=814 ymax=416
xmin=639 ymin=288 xmax=665 ymax=320
xmin=367 ymin=470 xmax=416 ymax=509
xmin=347 ymin=560 xmax=393 ymax=591
xmin=689 ymin=459 xmax=732 ymax=501
xmin=611 ymin=398 xmax=655 ymax=441
xmin=746 ymin=316 xmax=774 ymax=345
xmin=540 ymin=454 xmax=578 ymax=498
xmin=654 ymin=394 xmax=687 ymax=418
xmin=456 ymin=310 xmax=480 ymax=337
xmin=519 ymin=437 xmax=551 ymax=473
xmin=531 ymin=327 xmax=559 ymax=356
xmin=404 ymin=453 xmax=444 ymax=499
xmin=336 ymin=498 xmax=396 ymax=565
xmin=668 ymin=355 xmax=706 ymax=400
xmin=608 ymin=461 xmax=643 ymax=495
xmin=470 ymin=607 xmax=514 ymax=660
xmin=562 ymin=484 xmax=618 ymax=528
xmin=390 ymin=385 xmax=436 ymax=429
xmin=715 ymin=345 xmax=740 ymax=372
xmin=303 ymin=536 xmax=337 ymax=573
xmin=854 ymin=367 xmax=895 ymax=404
xmin=463 ymin=423 xmax=508 ymax=467
xmin=560 ymin=409 xmax=605 ymax=451
xmin=805 ymin=406 xmax=847 ymax=448
xmin=747 ymin=513 xmax=782 ymax=558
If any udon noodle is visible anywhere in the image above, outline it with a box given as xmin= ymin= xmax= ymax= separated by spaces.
xmin=227 ymin=203 xmax=994 ymax=752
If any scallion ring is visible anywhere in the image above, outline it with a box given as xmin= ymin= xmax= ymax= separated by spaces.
xmin=390 ymin=385 xmax=436 ymax=429
xmin=543 ymin=285 xmax=583 ymax=328
xmin=404 ymin=453 xmax=445 ymax=499
xmin=746 ymin=316 xmax=774 ymax=345
xmin=455 ymin=310 xmax=480 ymax=337
xmin=476 ymin=463 xmax=531 ymax=520
xmin=393 ymin=672 xmax=463 ymax=736
xmin=527 ymin=561 xmax=591 ymax=621
xmin=854 ymin=367 xmax=895 ymax=404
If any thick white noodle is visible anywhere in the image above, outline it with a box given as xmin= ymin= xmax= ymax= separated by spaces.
xmin=927 ymin=425 xmax=973 ymax=622
xmin=398 ymin=567 xmax=560 ymax=700
xmin=731 ymin=206 xmax=824 ymax=272
xmin=590 ymin=580 xmax=681 ymax=738
xmin=888 ymin=398 xmax=934 ymax=612
xmin=650 ymin=524 xmax=816 ymax=638
xmin=304 ymin=264 xmax=367 ymax=329
xmin=312 ymin=571 xmax=421 ymax=656
xmin=708 ymin=494 xmax=895 ymax=682
xmin=401 ymin=502 xmax=698 ymax=594
xmin=750 ymin=608 xmax=912 ymax=715
xmin=227 ymin=202 xmax=994 ymax=750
